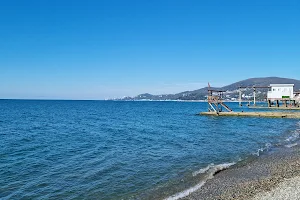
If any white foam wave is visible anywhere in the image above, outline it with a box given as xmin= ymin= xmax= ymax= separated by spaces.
xmin=165 ymin=162 xmax=235 ymax=200
xmin=253 ymin=143 xmax=272 ymax=156
xmin=164 ymin=181 xmax=206 ymax=200
xmin=285 ymin=129 xmax=300 ymax=142
xmin=192 ymin=164 xmax=213 ymax=177
xmin=285 ymin=143 xmax=298 ymax=148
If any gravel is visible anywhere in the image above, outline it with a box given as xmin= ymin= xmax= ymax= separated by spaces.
xmin=182 ymin=146 xmax=300 ymax=200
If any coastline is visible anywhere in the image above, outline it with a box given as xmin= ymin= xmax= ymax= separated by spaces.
xmin=181 ymin=145 xmax=300 ymax=200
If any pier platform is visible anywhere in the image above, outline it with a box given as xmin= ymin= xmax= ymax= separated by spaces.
xmin=248 ymin=106 xmax=300 ymax=110
xmin=200 ymin=111 xmax=300 ymax=118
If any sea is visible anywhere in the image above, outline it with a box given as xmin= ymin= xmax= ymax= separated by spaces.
xmin=1 ymin=100 xmax=299 ymax=200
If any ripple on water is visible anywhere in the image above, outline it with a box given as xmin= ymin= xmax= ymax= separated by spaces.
xmin=0 ymin=100 xmax=299 ymax=199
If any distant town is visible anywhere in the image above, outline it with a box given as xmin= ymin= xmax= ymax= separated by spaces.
xmin=112 ymin=77 xmax=300 ymax=102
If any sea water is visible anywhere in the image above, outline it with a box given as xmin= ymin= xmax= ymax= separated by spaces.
xmin=0 ymin=100 xmax=299 ymax=199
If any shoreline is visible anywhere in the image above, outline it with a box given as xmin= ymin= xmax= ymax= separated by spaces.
xmin=181 ymin=145 xmax=300 ymax=200
xmin=141 ymin=119 xmax=300 ymax=200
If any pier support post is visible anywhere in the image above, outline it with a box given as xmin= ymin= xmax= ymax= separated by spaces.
xmin=284 ymin=100 xmax=287 ymax=107
xmin=253 ymin=88 xmax=256 ymax=106
xmin=239 ymin=88 xmax=242 ymax=106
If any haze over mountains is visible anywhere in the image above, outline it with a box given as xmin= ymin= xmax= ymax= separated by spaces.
xmin=118 ymin=77 xmax=300 ymax=101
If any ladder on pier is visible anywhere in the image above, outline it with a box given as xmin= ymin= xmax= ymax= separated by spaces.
xmin=207 ymin=84 xmax=232 ymax=114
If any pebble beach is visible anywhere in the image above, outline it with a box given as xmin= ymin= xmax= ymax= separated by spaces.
xmin=183 ymin=145 xmax=300 ymax=200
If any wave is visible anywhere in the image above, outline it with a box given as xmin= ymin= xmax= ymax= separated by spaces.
xmin=164 ymin=162 xmax=235 ymax=200
xmin=283 ymin=122 xmax=300 ymax=147
xmin=252 ymin=142 xmax=272 ymax=156
xmin=252 ymin=129 xmax=299 ymax=156
xmin=285 ymin=129 xmax=300 ymax=142
xmin=285 ymin=143 xmax=298 ymax=148
xmin=164 ymin=121 xmax=300 ymax=200
xmin=192 ymin=164 xmax=213 ymax=177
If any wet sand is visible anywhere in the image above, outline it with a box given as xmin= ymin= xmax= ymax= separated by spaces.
xmin=182 ymin=146 xmax=300 ymax=200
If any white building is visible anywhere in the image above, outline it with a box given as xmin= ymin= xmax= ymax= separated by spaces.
xmin=267 ymin=84 xmax=294 ymax=100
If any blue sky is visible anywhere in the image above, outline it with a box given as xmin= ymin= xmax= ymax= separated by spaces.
xmin=1 ymin=0 xmax=299 ymax=99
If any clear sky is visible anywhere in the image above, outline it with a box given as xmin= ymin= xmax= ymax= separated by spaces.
xmin=1 ymin=0 xmax=299 ymax=99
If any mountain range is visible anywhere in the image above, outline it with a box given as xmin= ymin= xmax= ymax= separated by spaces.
xmin=118 ymin=77 xmax=300 ymax=101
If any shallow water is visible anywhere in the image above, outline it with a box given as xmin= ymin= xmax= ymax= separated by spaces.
xmin=0 ymin=100 xmax=299 ymax=199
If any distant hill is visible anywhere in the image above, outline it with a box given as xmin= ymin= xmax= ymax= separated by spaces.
xmin=221 ymin=77 xmax=300 ymax=91
xmin=118 ymin=77 xmax=300 ymax=101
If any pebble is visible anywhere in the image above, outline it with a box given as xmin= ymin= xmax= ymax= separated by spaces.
xmin=182 ymin=146 xmax=300 ymax=200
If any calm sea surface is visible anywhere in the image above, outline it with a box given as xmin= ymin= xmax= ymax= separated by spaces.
xmin=0 ymin=100 xmax=299 ymax=199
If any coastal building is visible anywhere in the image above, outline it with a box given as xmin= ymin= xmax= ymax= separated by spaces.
xmin=267 ymin=84 xmax=294 ymax=99
xmin=267 ymin=84 xmax=297 ymax=107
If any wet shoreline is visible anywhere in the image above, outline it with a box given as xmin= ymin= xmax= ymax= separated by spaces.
xmin=182 ymin=145 xmax=300 ymax=200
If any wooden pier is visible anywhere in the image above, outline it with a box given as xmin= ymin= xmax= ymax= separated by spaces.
xmin=200 ymin=111 xmax=300 ymax=118
xmin=202 ymin=83 xmax=300 ymax=118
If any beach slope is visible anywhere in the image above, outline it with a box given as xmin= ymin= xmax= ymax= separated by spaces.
xmin=183 ymin=146 xmax=300 ymax=200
